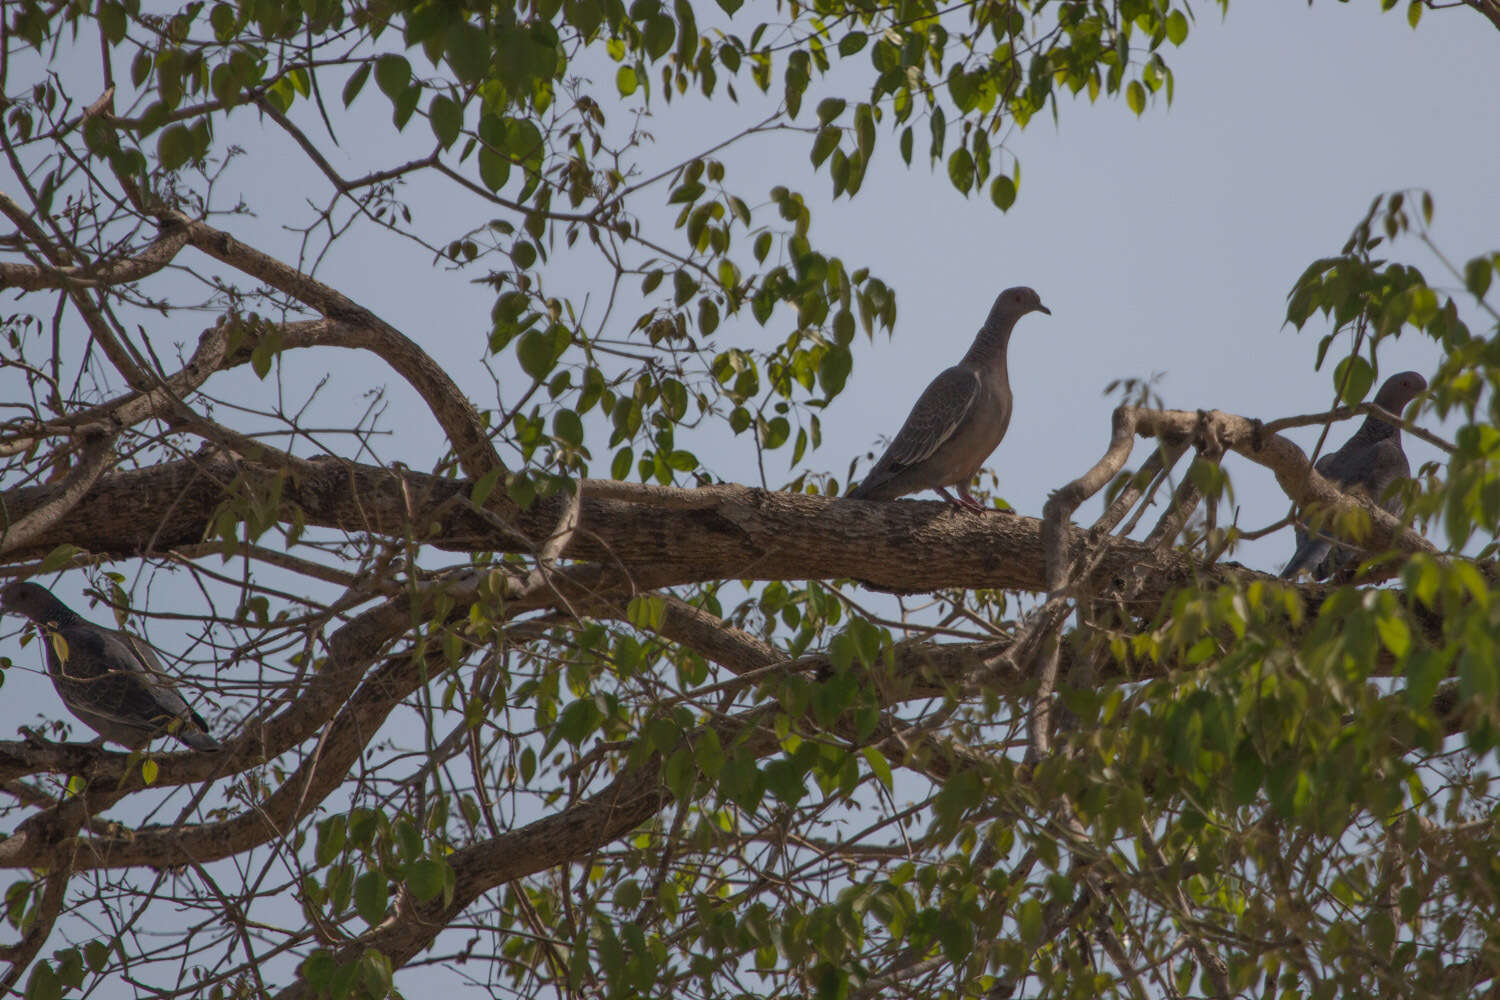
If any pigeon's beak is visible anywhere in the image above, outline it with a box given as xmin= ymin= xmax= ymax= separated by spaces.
xmin=1035 ymin=303 xmax=1052 ymax=316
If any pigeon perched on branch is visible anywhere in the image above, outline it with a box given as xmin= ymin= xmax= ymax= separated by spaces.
xmin=1 ymin=581 xmax=222 ymax=751
xmin=848 ymin=286 xmax=1050 ymax=511
xmin=1280 ymin=370 xmax=1427 ymax=581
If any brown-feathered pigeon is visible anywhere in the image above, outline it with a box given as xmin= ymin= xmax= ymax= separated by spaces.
xmin=1280 ymin=370 xmax=1427 ymax=580
xmin=1 ymin=581 xmax=222 ymax=751
xmin=848 ymin=286 xmax=1050 ymax=510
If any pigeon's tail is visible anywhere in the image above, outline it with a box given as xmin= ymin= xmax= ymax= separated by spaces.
xmin=848 ymin=467 xmax=897 ymax=501
xmin=174 ymin=726 xmax=224 ymax=752
xmin=1280 ymin=538 xmax=1331 ymax=581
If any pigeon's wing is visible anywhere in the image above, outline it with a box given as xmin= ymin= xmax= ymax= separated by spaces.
xmin=1318 ymin=439 xmax=1412 ymax=580
xmin=849 ymin=366 xmax=982 ymax=500
xmin=878 ymin=366 xmax=981 ymax=469
xmin=1284 ymin=438 xmax=1413 ymax=580
xmin=118 ymin=631 xmax=220 ymax=748
xmin=118 ymin=632 xmax=205 ymax=720
xmin=1365 ymin=439 xmax=1412 ymax=510
xmin=57 ymin=625 xmax=218 ymax=748
xmin=1280 ymin=452 xmax=1344 ymax=580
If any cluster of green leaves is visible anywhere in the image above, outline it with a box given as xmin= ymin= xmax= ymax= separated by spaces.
xmin=1058 ymin=554 xmax=1500 ymax=995
xmin=297 ymin=807 xmax=455 ymax=994
xmin=1021 ymin=189 xmax=1500 ymax=996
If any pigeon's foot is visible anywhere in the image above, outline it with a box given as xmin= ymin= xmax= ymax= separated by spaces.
xmin=951 ymin=486 xmax=989 ymax=513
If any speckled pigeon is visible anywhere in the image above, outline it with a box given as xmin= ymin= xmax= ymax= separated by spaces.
xmin=1280 ymin=370 xmax=1427 ymax=581
xmin=1 ymin=581 xmax=222 ymax=751
xmin=848 ymin=286 xmax=1050 ymax=510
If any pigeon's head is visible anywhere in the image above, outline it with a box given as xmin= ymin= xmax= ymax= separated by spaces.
xmin=0 ymin=581 xmax=69 ymax=625
xmin=1374 ymin=371 xmax=1427 ymax=415
xmin=998 ymin=286 xmax=1051 ymax=317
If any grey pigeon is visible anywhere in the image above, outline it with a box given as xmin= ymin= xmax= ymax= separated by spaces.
xmin=848 ymin=286 xmax=1050 ymax=510
xmin=1 ymin=581 xmax=222 ymax=751
xmin=1280 ymin=370 xmax=1427 ymax=580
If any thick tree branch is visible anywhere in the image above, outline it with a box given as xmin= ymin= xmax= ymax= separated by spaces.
xmin=0 ymin=218 xmax=188 ymax=291
xmin=1129 ymin=405 xmax=1437 ymax=560
xmin=0 ymin=423 xmax=118 ymax=555
xmin=0 ymin=451 xmax=1234 ymax=606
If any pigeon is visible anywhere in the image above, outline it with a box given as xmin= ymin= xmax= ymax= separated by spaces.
xmin=1 ymin=581 xmax=222 ymax=751
xmin=848 ymin=286 xmax=1050 ymax=510
xmin=1280 ymin=370 xmax=1427 ymax=580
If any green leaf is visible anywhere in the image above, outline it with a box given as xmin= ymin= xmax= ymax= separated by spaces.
xmin=83 ymin=940 xmax=109 ymax=972
xmin=759 ymin=416 xmax=790 ymax=449
xmin=626 ymin=594 xmax=666 ymax=629
xmin=838 ymin=31 xmax=866 ymax=56
xmin=696 ymin=728 xmax=726 ymax=778
xmin=1376 ymin=613 xmax=1411 ymax=658
xmin=517 ymin=329 xmax=563 ymax=380
xmin=1464 ymin=255 xmax=1493 ymax=298
xmin=342 ymin=63 xmax=371 ymax=107
xmin=554 ymin=698 xmax=602 ymax=745
xmin=429 ymin=95 xmax=461 ymax=149
xmin=818 ymin=345 xmax=852 ymax=396
xmin=24 ymin=961 xmax=61 ymax=1000
xmin=98 ymin=2 xmax=127 ymax=44
xmin=1333 ymin=354 xmax=1375 ymax=404
xmin=156 ymin=124 xmax=195 ymax=170
xmin=861 ymin=747 xmax=893 ymax=790
xmin=358 ymin=948 xmax=393 ymax=998
xmin=470 ymin=466 xmax=504 ymax=507
xmin=553 ymin=408 xmax=583 ymax=447
xmin=445 ymin=21 xmax=490 ymax=83
xmin=354 ymin=872 xmax=388 ymax=926
xmin=989 ymin=175 xmax=1016 ymax=211
xmin=1165 ymin=10 xmax=1189 ymax=45
xmin=37 ymin=544 xmax=81 ymax=574
xmin=375 ymin=55 xmax=411 ymax=101
xmin=1126 ymin=80 xmax=1146 ymax=115
xmin=1407 ymin=0 xmax=1422 ymax=28
xmin=1017 ymin=898 xmax=1043 ymax=947
xmin=854 ymin=104 xmax=875 ymax=159
xmin=616 ymin=65 xmax=638 ymax=96
xmin=816 ymin=98 xmax=846 ymax=125
xmin=140 ymin=758 xmax=158 ymax=785
xmin=753 ymin=232 xmax=773 ymax=263
xmin=644 ymin=15 xmax=675 ymax=59
xmin=405 ymin=858 xmax=452 ymax=904
xmin=810 ymin=126 xmax=840 ymax=167
xmin=946 ymin=148 xmax=974 ymax=194
xmin=673 ymin=270 xmax=697 ymax=306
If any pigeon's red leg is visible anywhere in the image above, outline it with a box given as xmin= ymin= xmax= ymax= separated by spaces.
xmin=955 ymin=484 xmax=988 ymax=512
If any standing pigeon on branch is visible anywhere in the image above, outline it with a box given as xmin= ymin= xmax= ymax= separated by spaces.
xmin=1280 ymin=370 xmax=1427 ymax=581
xmin=848 ymin=286 xmax=1050 ymax=511
xmin=1 ymin=581 xmax=222 ymax=751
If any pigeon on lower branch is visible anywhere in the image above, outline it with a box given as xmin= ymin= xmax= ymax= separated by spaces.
xmin=1 ymin=581 xmax=222 ymax=751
